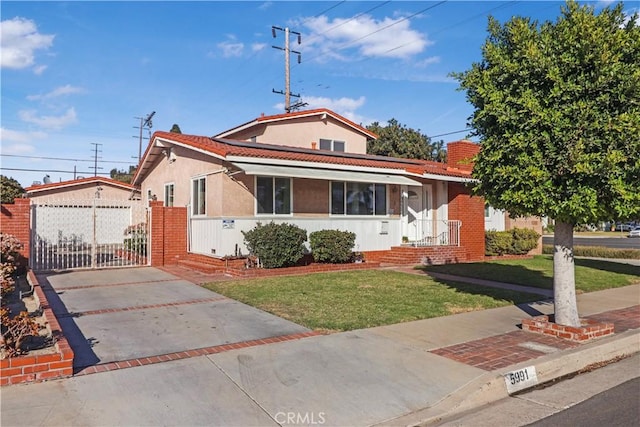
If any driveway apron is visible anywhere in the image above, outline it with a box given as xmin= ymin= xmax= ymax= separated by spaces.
xmin=38 ymin=267 xmax=310 ymax=371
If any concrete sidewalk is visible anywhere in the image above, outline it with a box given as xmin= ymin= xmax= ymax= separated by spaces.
xmin=1 ymin=274 xmax=638 ymax=426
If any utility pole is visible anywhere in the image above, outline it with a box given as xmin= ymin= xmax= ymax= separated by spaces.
xmin=133 ymin=111 xmax=155 ymax=165
xmin=89 ymin=143 xmax=103 ymax=177
xmin=272 ymin=26 xmax=306 ymax=113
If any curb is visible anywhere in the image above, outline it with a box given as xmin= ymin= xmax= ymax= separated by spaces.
xmin=377 ymin=329 xmax=640 ymax=427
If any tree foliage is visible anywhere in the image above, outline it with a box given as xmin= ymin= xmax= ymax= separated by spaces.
xmin=110 ymin=166 xmax=136 ymax=184
xmin=0 ymin=176 xmax=25 ymax=204
xmin=366 ymin=119 xmax=447 ymax=161
xmin=454 ymin=1 xmax=640 ymax=225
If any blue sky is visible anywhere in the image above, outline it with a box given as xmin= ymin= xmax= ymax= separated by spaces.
xmin=1 ymin=0 xmax=633 ymax=188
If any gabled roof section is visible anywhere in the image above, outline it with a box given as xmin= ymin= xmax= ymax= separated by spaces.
xmin=214 ymin=108 xmax=378 ymax=140
xmin=25 ymin=176 xmax=135 ymax=194
xmin=133 ymin=131 xmax=472 ymax=185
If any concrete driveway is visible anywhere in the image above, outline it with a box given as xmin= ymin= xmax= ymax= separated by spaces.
xmin=37 ymin=267 xmax=311 ymax=371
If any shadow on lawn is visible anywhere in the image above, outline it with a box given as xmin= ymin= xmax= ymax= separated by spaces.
xmin=420 ymin=262 xmax=553 ymax=289
xmin=574 ymin=258 xmax=640 ymax=276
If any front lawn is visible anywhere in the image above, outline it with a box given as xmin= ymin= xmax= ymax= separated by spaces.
xmin=419 ymin=255 xmax=640 ymax=293
xmin=203 ymin=270 xmax=540 ymax=332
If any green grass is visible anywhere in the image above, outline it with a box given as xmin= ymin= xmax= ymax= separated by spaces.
xmin=419 ymin=255 xmax=640 ymax=293
xmin=203 ymin=270 xmax=540 ymax=332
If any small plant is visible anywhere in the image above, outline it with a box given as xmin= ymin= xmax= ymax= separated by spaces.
xmin=1 ymin=233 xmax=23 ymax=299
xmin=309 ymin=230 xmax=356 ymax=264
xmin=485 ymin=230 xmax=513 ymax=256
xmin=1 ymin=307 xmax=41 ymax=357
xmin=124 ymin=223 xmax=147 ymax=256
xmin=242 ymin=222 xmax=307 ymax=269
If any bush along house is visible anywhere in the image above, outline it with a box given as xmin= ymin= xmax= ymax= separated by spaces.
xmin=132 ymin=109 xmax=485 ymax=268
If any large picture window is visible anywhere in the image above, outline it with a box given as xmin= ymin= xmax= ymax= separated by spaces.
xmin=256 ymin=176 xmax=291 ymax=215
xmin=192 ymin=177 xmax=205 ymax=215
xmin=331 ymin=181 xmax=386 ymax=215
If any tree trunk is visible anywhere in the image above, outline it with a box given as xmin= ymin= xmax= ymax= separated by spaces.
xmin=553 ymin=220 xmax=580 ymax=327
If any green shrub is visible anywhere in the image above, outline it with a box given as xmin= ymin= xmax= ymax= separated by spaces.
xmin=485 ymin=231 xmax=513 ymax=255
xmin=309 ymin=230 xmax=356 ymax=263
xmin=542 ymin=245 xmax=640 ymax=259
xmin=486 ymin=228 xmax=540 ymax=256
xmin=242 ymin=222 xmax=307 ymax=268
xmin=511 ymin=228 xmax=541 ymax=255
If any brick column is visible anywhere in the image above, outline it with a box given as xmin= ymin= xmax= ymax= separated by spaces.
xmin=0 ymin=198 xmax=31 ymax=269
xmin=149 ymin=201 xmax=165 ymax=267
xmin=448 ymin=183 xmax=486 ymax=261
xmin=149 ymin=201 xmax=187 ymax=267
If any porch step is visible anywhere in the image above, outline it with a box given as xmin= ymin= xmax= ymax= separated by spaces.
xmin=378 ymin=246 xmax=469 ymax=266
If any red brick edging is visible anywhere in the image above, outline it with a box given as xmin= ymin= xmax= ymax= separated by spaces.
xmin=75 ymin=331 xmax=320 ymax=376
xmin=1 ymin=271 xmax=74 ymax=386
xmin=522 ymin=315 xmax=615 ymax=342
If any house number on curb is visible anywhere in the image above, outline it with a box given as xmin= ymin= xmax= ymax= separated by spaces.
xmin=504 ymin=366 xmax=538 ymax=394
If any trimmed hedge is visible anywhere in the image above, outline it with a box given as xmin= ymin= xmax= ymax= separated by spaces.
xmin=486 ymin=228 xmax=540 ymax=256
xmin=309 ymin=230 xmax=356 ymax=264
xmin=242 ymin=222 xmax=307 ymax=269
xmin=542 ymin=245 xmax=640 ymax=260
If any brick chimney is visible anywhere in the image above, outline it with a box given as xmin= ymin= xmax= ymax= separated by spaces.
xmin=447 ymin=140 xmax=479 ymax=172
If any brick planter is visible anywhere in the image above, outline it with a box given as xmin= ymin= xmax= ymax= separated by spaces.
xmin=1 ymin=271 xmax=74 ymax=386
xmin=522 ymin=315 xmax=614 ymax=342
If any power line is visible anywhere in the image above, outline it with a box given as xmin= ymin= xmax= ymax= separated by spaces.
xmin=1 ymin=154 xmax=134 ymax=164
xmin=1 ymin=167 xmax=111 ymax=176
xmin=430 ymin=128 xmax=473 ymax=138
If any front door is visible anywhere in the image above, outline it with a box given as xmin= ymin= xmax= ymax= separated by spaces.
xmin=403 ymin=185 xmax=433 ymax=243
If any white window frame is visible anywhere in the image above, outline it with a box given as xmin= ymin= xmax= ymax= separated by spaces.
xmin=164 ymin=183 xmax=175 ymax=207
xmin=329 ymin=181 xmax=388 ymax=216
xmin=255 ymin=176 xmax=293 ymax=216
xmin=319 ymin=138 xmax=346 ymax=152
xmin=191 ymin=177 xmax=206 ymax=216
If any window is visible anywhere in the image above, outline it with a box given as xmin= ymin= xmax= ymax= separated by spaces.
xmin=256 ymin=176 xmax=291 ymax=215
xmin=192 ymin=177 xmax=206 ymax=215
xmin=331 ymin=181 xmax=386 ymax=215
xmin=319 ymin=138 xmax=345 ymax=152
xmin=164 ymin=183 xmax=174 ymax=207
xmin=485 ymin=205 xmax=491 ymax=218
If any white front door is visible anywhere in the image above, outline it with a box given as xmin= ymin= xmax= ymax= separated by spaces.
xmin=403 ymin=185 xmax=433 ymax=243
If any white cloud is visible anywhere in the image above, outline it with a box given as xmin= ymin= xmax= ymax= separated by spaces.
xmin=0 ymin=128 xmax=46 ymax=155
xmin=218 ymin=35 xmax=244 ymax=57
xmin=252 ymin=43 xmax=267 ymax=52
xmin=0 ymin=17 xmax=54 ymax=70
xmin=33 ymin=64 xmax=47 ymax=75
xmin=259 ymin=2 xmax=273 ymax=11
xmin=27 ymin=84 xmax=85 ymax=101
xmin=18 ymin=107 xmax=77 ymax=130
xmin=415 ymin=56 xmax=441 ymax=68
xmin=276 ymin=95 xmax=374 ymax=125
xmin=301 ymin=14 xmax=431 ymax=60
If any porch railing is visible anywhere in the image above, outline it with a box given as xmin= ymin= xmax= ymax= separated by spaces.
xmin=409 ymin=220 xmax=461 ymax=247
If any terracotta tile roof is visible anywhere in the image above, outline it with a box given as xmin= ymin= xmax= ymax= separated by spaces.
xmin=26 ymin=176 xmax=135 ymax=193
xmin=215 ymin=108 xmax=378 ymax=140
xmin=133 ymin=131 xmax=472 ymax=185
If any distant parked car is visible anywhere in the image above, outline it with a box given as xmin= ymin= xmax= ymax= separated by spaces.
xmin=628 ymin=227 xmax=640 ymax=238
xmin=616 ymin=223 xmax=634 ymax=232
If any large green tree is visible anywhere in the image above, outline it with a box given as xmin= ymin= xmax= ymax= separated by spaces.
xmin=0 ymin=175 xmax=25 ymax=203
xmin=366 ymin=119 xmax=447 ymax=161
xmin=454 ymin=1 xmax=639 ymax=326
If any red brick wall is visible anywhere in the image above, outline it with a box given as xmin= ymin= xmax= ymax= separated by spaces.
xmin=448 ymin=183 xmax=485 ymax=261
xmin=447 ymin=140 xmax=479 ymax=172
xmin=0 ymin=198 xmax=31 ymax=268
xmin=149 ymin=201 xmax=187 ymax=266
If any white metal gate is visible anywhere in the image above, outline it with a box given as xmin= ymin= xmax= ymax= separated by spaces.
xmin=30 ymin=199 xmax=149 ymax=271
